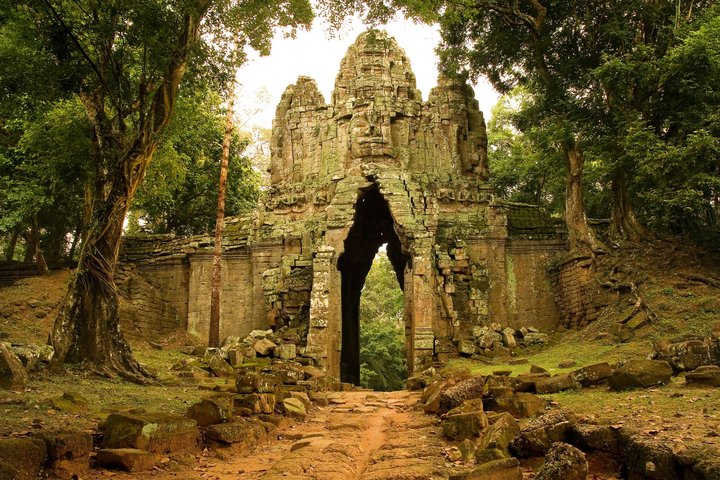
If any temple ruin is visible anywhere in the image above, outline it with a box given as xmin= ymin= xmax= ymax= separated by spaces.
xmin=120 ymin=30 xmax=565 ymax=383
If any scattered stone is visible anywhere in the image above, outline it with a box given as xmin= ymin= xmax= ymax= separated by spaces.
xmin=282 ymin=397 xmax=307 ymax=419
xmin=458 ymin=338 xmax=477 ymax=356
xmin=477 ymin=412 xmax=520 ymax=455
xmin=207 ymin=354 xmax=234 ymax=377
xmin=510 ymin=410 xmax=576 ymax=458
xmin=524 ymin=332 xmax=549 ymax=345
xmin=450 ymin=457 xmax=522 ymax=480
xmin=530 ymin=364 xmax=548 ymax=374
xmin=458 ymin=439 xmax=477 ymax=463
xmin=290 ymin=391 xmax=312 ymax=410
xmin=0 ymin=437 xmax=47 ymax=480
xmin=186 ymin=397 xmax=232 ymax=426
xmin=509 ymin=358 xmax=528 ymax=365
xmin=234 ymin=393 xmax=277 ymax=414
xmin=653 ymin=337 xmax=720 ymax=373
xmin=254 ymin=338 xmax=277 ymax=356
xmin=571 ymin=362 xmax=613 ymax=387
xmin=534 ymin=442 xmax=588 ymax=480
xmin=489 ymin=392 xmax=546 ymax=418
xmin=51 ymin=391 xmax=89 ymax=413
xmin=96 ymin=448 xmax=156 ymax=472
xmin=558 ymin=360 xmax=577 ymax=369
xmin=685 ymin=365 xmax=720 ymax=387
xmin=0 ymin=343 xmax=28 ymax=390
xmin=608 ymin=359 xmax=673 ymax=391
xmin=34 ymin=429 xmax=93 ymax=462
xmin=438 ymin=376 xmax=485 ymax=415
xmin=501 ymin=328 xmax=517 ymax=348
xmin=568 ymin=424 xmax=620 ymax=455
xmin=206 ymin=419 xmax=268 ymax=446
xmin=103 ymin=412 xmax=199 ymax=453
xmin=443 ymin=410 xmax=489 ymax=441
xmin=274 ymin=343 xmax=296 ymax=360
xmin=534 ymin=374 xmax=581 ymax=394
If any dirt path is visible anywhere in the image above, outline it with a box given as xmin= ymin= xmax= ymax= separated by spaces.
xmin=69 ymin=390 xmax=451 ymax=480
xmin=204 ymin=390 xmax=449 ymax=480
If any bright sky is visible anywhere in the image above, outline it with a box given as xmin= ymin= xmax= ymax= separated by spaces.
xmin=234 ymin=15 xmax=500 ymax=130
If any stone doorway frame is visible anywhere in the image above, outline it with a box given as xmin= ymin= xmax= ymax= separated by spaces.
xmin=306 ymin=171 xmax=437 ymax=384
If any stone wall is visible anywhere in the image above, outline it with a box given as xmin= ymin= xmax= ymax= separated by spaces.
xmin=119 ymin=30 xmax=567 ymax=382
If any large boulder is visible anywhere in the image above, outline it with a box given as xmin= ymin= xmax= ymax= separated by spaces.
xmin=438 ymin=376 xmax=485 ymax=415
xmin=0 ymin=343 xmax=28 ymax=390
xmin=103 ymin=412 xmax=199 ymax=454
xmin=608 ymin=359 xmax=673 ymax=391
xmin=534 ymin=442 xmax=588 ymax=480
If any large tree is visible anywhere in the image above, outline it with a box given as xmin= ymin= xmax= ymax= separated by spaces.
xmin=4 ymin=0 xmax=315 ymax=382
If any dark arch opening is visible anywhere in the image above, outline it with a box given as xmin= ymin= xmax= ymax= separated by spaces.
xmin=337 ymin=184 xmax=410 ymax=385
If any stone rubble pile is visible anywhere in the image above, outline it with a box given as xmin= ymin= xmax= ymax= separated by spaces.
xmin=455 ymin=324 xmax=549 ymax=360
xmin=416 ymin=366 xmax=720 ymax=480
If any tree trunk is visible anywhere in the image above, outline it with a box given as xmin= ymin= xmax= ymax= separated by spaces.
xmin=562 ymin=140 xmax=606 ymax=256
xmin=4 ymin=230 xmax=18 ymax=261
xmin=208 ymin=77 xmax=237 ymax=348
xmin=610 ymin=169 xmax=652 ymax=242
xmin=49 ymin=5 xmax=208 ymax=382
xmin=67 ymin=223 xmax=82 ymax=262
xmin=23 ymin=217 xmax=49 ymax=275
xmin=51 ymin=166 xmax=152 ymax=383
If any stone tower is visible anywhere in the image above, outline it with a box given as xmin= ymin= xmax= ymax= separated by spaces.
xmin=120 ymin=31 xmax=564 ymax=384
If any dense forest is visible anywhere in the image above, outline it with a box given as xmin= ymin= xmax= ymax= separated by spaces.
xmin=1 ymin=1 xmax=719 ymax=380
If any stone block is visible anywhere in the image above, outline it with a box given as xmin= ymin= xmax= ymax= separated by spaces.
xmin=534 ymin=374 xmax=581 ymax=394
xmin=34 ymin=429 xmax=93 ymax=463
xmin=186 ymin=397 xmax=232 ymax=426
xmin=608 ymin=359 xmax=673 ymax=391
xmin=0 ymin=437 xmax=47 ymax=480
xmin=571 ymin=362 xmax=613 ymax=386
xmin=103 ymin=412 xmax=199 ymax=454
xmin=0 ymin=343 xmax=28 ymax=390
xmin=234 ymin=393 xmax=277 ymax=414
xmin=96 ymin=448 xmax=157 ymax=472
xmin=443 ymin=411 xmax=489 ymax=441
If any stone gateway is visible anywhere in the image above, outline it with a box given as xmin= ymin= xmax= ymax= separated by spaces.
xmin=120 ymin=31 xmax=565 ymax=384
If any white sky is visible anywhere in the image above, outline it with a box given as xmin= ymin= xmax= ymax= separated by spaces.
xmin=234 ymin=15 xmax=500 ymax=130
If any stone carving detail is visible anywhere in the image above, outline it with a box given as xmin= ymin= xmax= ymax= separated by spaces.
xmin=119 ymin=30 xmax=565 ymax=382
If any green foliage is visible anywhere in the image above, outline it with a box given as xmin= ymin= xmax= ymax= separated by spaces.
xmin=359 ymin=251 xmax=407 ymax=391
xmin=129 ymin=90 xmax=259 ymax=235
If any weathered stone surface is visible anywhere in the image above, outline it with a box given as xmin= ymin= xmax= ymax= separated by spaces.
xmin=534 ymin=373 xmax=581 ymax=394
xmin=0 ymin=343 xmax=28 ymax=390
xmin=510 ymin=410 xmax=576 ymax=458
xmin=488 ymin=392 xmax=547 ymax=418
xmin=0 ymin=437 xmax=47 ymax=480
xmin=34 ymin=429 xmax=93 ymax=462
xmin=234 ymin=393 xmax=277 ymax=414
xmin=282 ymin=397 xmax=307 ymax=418
xmin=118 ymin=29 xmax=565 ymax=381
xmin=274 ymin=343 xmax=297 ymax=360
xmin=51 ymin=391 xmax=89 ymax=413
xmin=534 ymin=442 xmax=588 ymax=480
xmin=450 ymin=458 xmax=522 ymax=480
xmin=653 ymin=337 xmax=720 ymax=373
xmin=96 ymin=448 xmax=156 ymax=472
xmin=685 ymin=365 xmax=720 ymax=386
xmin=477 ymin=412 xmax=520 ymax=455
xmin=608 ymin=359 xmax=673 ymax=391
xmin=568 ymin=424 xmax=620 ymax=455
xmin=207 ymin=354 xmax=234 ymax=377
xmin=570 ymin=362 xmax=613 ymax=386
xmin=443 ymin=411 xmax=489 ymax=441
xmin=438 ymin=376 xmax=485 ymax=415
xmin=103 ymin=412 xmax=199 ymax=453
xmin=206 ymin=419 xmax=270 ymax=446
xmin=236 ymin=371 xmax=280 ymax=394
xmin=186 ymin=397 xmax=232 ymax=426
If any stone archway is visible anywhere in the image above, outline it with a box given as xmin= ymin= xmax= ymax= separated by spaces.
xmin=337 ymin=183 xmax=410 ymax=385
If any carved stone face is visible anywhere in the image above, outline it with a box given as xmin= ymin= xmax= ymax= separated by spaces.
xmin=348 ymin=105 xmax=396 ymax=160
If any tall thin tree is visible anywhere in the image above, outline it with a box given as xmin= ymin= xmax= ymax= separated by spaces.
xmin=208 ymin=73 xmax=237 ymax=348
